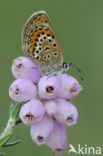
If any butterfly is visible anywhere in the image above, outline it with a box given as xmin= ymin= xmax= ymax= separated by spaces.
xmin=22 ymin=11 xmax=83 ymax=79
xmin=22 ymin=11 xmax=70 ymax=74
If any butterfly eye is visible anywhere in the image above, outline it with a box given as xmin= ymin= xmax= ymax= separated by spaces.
xmin=63 ymin=62 xmax=68 ymax=69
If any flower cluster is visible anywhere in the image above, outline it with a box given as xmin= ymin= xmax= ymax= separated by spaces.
xmin=9 ymin=56 xmax=82 ymax=155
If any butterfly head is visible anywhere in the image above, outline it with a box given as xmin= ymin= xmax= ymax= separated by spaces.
xmin=62 ymin=62 xmax=70 ymax=71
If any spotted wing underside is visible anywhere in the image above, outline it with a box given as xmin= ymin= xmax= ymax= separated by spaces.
xmin=22 ymin=11 xmax=63 ymax=69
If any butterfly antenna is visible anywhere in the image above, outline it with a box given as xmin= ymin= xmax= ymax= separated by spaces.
xmin=69 ymin=62 xmax=84 ymax=82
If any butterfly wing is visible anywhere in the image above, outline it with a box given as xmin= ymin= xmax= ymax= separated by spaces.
xmin=22 ymin=11 xmax=63 ymax=69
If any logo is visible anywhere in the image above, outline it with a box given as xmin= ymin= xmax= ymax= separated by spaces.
xmin=68 ymin=144 xmax=102 ymax=155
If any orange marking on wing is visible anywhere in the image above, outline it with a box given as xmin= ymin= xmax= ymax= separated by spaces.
xmin=30 ymin=33 xmax=35 ymax=40
xmin=35 ymin=31 xmax=40 ymax=36
xmin=38 ymin=29 xmax=44 ymax=33
xmin=30 ymin=34 xmax=38 ymax=40
xmin=29 ymin=40 xmax=35 ymax=46
xmin=30 ymin=36 xmax=34 ymax=40
xmin=34 ymin=35 xmax=38 ymax=39
xmin=30 ymin=46 xmax=34 ymax=54
xmin=44 ymin=30 xmax=50 ymax=35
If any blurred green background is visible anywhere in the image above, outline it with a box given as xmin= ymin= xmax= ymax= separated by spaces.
xmin=0 ymin=0 xmax=103 ymax=155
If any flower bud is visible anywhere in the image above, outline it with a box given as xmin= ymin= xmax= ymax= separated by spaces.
xmin=9 ymin=79 xmax=37 ymax=102
xmin=38 ymin=76 xmax=60 ymax=99
xmin=54 ymin=98 xmax=78 ymax=127
xmin=57 ymin=74 xmax=82 ymax=100
xmin=30 ymin=115 xmax=54 ymax=145
xmin=46 ymin=120 xmax=67 ymax=155
xmin=19 ymin=99 xmax=45 ymax=126
xmin=44 ymin=100 xmax=57 ymax=118
xmin=12 ymin=56 xmax=41 ymax=83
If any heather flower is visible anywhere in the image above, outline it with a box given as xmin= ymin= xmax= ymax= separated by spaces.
xmin=46 ymin=120 xmax=67 ymax=155
xmin=44 ymin=100 xmax=57 ymax=118
xmin=57 ymin=74 xmax=82 ymax=100
xmin=30 ymin=114 xmax=54 ymax=145
xmin=8 ymin=55 xmax=83 ymax=155
xmin=12 ymin=56 xmax=41 ymax=83
xmin=54 ymin=98 xmax=78 ymax=127
xmin=38 ymin=75 xmax=60 ymax=99
xmin=19 ymin=99 xmax=45 ymax=126
xmin=9 ymin=79 xmax=37 ymax=102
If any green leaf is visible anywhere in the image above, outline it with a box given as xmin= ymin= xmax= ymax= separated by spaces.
xmin=2 ymin=140 xmax=20 ymax=147
xmin=0 ymin=134 xmax=13 ymax=147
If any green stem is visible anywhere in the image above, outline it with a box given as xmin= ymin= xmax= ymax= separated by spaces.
xmin=0 ymin=118 xmax=15 ymax=139
xmin=0 ymin=103 xmax=21 ymax=147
